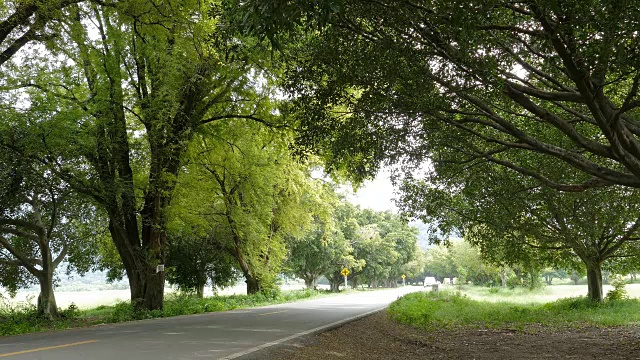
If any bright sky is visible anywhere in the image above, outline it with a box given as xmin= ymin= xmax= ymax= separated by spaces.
xmin=346 ymin=169 xmax=398 ymax=213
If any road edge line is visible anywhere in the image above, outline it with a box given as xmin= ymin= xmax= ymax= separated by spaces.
xmin=219 ymin=306 xmax=388 ymax=360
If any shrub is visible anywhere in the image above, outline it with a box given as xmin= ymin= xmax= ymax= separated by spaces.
xmin=61 ymin=303 xmax=80 ymax=319
xmin=606 ymin=276 xmax=628 ymax=301
xmin=106 ymin=301 xmax=134 ymax=323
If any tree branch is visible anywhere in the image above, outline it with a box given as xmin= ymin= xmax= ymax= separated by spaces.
xmin=200 ymin=114 xmax=287 ymax=129
xmin=0 ymin=235 xmax=42 ymax=276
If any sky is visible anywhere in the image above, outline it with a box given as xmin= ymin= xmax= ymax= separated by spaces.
xmin=346 ymin=169 xmax=398 ymax=213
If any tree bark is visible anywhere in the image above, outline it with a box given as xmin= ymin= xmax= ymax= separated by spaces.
xmin=108 ymin=220 xmax=165 ymax=311
xmin=585 ymin=261 xmax=604 ymax=302
xmin=197 ymin=283 xmax=205 ymax=298
xmin=232 ymin=242 xmax=262 ymax=295
xmin=351 ymin=276 xmax=359 ymax=289
xmin=304 ymin=277 xmax=317 ymax=289
xmin=37 ymin=272 xmax=58 ymax=318
xmin=329 ymin=279 xmax=341 ymax=292
xmin=245 ymin=273 xmax=261 ymax=294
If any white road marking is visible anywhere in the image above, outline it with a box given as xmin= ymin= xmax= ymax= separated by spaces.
xmin=219 ymin=306 xmax=386 ymax=360
xmin=257 ymin=310 xmax=288 ymax=316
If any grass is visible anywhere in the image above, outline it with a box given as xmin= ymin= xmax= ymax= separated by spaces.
xmin=388 ymin=290 xmax=640 ymax=331
xmin=0 ymin=288 xmax=331 ymax=336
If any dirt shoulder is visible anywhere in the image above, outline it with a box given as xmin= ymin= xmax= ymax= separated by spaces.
xmin=250 ymin=311 xmax=640 ymax=360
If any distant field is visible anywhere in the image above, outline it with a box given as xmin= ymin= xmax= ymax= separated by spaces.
xmin=444 ymin=283 xmax=640 ymax=304
xmin=1 ymin=283 xmax=313 ymax=310
xmin=3 ymin=283 xmax=638 ymax=310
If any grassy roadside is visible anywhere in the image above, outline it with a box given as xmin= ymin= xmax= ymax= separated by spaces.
xmin=388 ymin=290 xmax=640 ymax=331
xmin=0 ymin=288 xmax=335 ymax=336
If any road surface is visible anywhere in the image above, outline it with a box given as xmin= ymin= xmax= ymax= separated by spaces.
xmin=0 ymin=287 xmax=424 ymax=359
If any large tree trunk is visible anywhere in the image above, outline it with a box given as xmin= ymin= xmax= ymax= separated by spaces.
xmin=329 ymin=279 xmax=341 ymax=292
xmin=351 ymin=276 xmax=359 ymax=289
xmin=197 ymin=283 xmax=205 ymax=298
xmin=246 ymin=274 xmax=261 ymax=294
xmin=109 ymin=220 xmax=166 ymax=311
xmin=36 ymin=231 xmax=58 ymax=318
xmin=36 ymin=272 xmax=58 ymax=318
xmin=304 ymin=276 xmax=317 ymax=289
xmin=233 ymin=241 xmax=262 ymax=295
xmin=585 ymin=261 xmax=604 ymax=302
xmin=126 ymin=265 xmax=165 ymax=310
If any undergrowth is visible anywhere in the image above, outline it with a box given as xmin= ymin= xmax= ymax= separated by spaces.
xmin=388 ymin=290 xmax=640 ymax=331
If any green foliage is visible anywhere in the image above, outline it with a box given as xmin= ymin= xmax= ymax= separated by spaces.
xmin=0 ymin=121 xmax=105 ymax=314
xmin=352 ymin=210 xmax=419 ymax=288
xmin=389 ymin=291 xmax=640 ymax=331
xmin=255 ymin=0 xmax=640 ymax=193
xmin=61 ymin=303 xmax=80 ymax=320
xmin=170 ymin=120 xmax=316 ymax=293
xmin=569 ymin=269 xmax=585 ymax=285
xmin=165 ymin=228 xmax=238 ymax=295
xmin=605 ymin=276 xmax=629 ymax=302
xmin=424 ymin=240 xmax=502 ymax=286
xmin=1 ymin=0 xmax=284 ymax=310
xmin=239 ymin=0 xmax=640 ymax=303
xmin=542 ymin=268 xmax=568 ymax=286
xmin=0 ymin=295 xmax=39 ymax=336
xmin=285 ymin=192 xmax=351 ymax=289
xmin=400 ymin=157 xmax=640 ymax=301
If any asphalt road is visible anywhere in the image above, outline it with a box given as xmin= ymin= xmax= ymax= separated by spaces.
xmin=0 ymin=286 xmax=424 ymax=360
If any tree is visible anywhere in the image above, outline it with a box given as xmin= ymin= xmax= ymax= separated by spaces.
xmin=0 ymin=0 xmax=84 ymax=67
xmin=165 ymin=227 xmax=238 ymax=298
xmin=451 ymin=241 xmax=501 ymax=286
xmin=285 ymin=185 xmax=347 ymax=290
xmin=319 ymin=202 xmax=365 ymax=292
xmin=424 ymin=244 xmax=457 ymax=282
xmin=402 ymin=248 xmax=427 ymax=285
xmin=355 ymin=225 xmax=399 ymax=288
xmin=542 ymin=268 xmax=567 ymax=286
xmin=0 ymin=123 xmax=100 ymax=316
xmin=234 ymin=2 xmax=640 ymax=299
xmin=569 ymin=269 xmax=584 ymax=285
xmin=400 ymin=160 xmax=640 ymax=301
xmin=286 ymin=222 xmax=349 ymax=290
xmin=231 ymin=0 xmax=640 ymax=300
xmin=1 ymin=0 xmax=278 ymax=310
xmin=240 ymin=0 xmax=640 ymax=192
xmin=424 ymin=240 xmax=501 ymax=286
xmin=346 ymin=209 xmax=419 ymax=288
xmin=171 ymin=120 xmax=314 ymax=294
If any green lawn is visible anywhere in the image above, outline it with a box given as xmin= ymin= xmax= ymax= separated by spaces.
xmin=388 ymin=290 xmax=640 ymax=331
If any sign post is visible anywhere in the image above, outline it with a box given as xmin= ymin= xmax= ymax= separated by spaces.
xmin=401 ymin=274 xmax=406 ymax=286
xmin=340 ymin=268 xmax=350 ymax=290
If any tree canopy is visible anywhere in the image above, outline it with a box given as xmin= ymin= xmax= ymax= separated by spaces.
xmin=399 ymin=157 xmax=640 ymax=300
xmin=239 ymin=0 xmax=640 ymax=191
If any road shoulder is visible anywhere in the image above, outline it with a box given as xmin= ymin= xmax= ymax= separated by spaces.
xmin=242 ymin=311 xmax=640 ymax=360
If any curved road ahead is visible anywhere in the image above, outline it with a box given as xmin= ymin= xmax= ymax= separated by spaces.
xmin=0 ymin=287 xmax=424 ymax=360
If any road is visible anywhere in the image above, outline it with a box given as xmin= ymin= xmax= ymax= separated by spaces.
xmin=0 ymin=286 xmax=424 ymax=360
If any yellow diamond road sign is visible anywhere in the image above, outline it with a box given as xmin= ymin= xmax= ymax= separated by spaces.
xmin=341 ymin=268 xmax=350 ymax=277
xmin=401 ymin=274 xmax=406 ymax=279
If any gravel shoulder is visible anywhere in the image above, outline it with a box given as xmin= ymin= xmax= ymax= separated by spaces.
xmin=247 ymin=311 xmax=640 ymax=360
